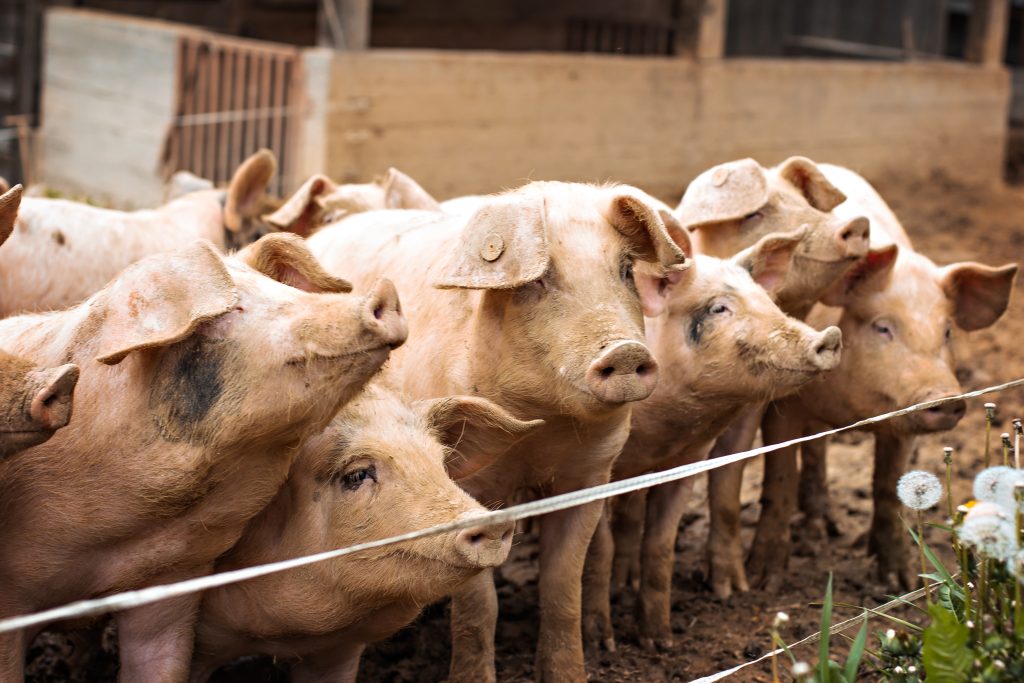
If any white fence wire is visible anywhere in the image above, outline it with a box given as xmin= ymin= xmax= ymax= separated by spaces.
xmin=0 ymin=377 xmax=1022 ymax=678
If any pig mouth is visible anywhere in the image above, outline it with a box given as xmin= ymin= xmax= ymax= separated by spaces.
xmin=793 ymin=252 xmax=859 ymax=265
xmin=285 ymin=344 xmax=391 ymax=367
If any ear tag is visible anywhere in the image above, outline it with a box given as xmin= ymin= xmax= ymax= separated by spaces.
xmin=481 ymin=233 xmax=505 ymax=262
xmin=711 ymin=167 xmax=731 ymax=187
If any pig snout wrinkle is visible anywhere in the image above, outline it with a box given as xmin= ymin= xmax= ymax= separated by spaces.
xmin=454 ymin=519 xmax=514 ymax=568
xmin=912 ymin=391 xmax=967 ymax=432
xmin=363 ymin=279 xmax=408 ymax=350
xmin=809 ymin=326 xmax=842 ymax=371
xmin=837 ymin=216 xmax=870 ymax=259
xmin=585 ymin=340 xmax=659 ymax=404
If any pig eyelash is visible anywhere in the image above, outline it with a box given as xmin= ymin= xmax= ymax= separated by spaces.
xmin=872 ymin=320 xmax=895 ymax=342
xmin=336 ymin=463 xmax=378 ymax=491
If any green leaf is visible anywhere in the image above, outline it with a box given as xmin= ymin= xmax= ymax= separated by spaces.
xmin=922 ymin=602 xmax=973 ymax=682
xmin=843 ymin=613 xmax=869 ymax=682
xmin=907 ymin=524 xmax=957 ymax=590
xmin=819 ymin=573 xmax=834 ymax=680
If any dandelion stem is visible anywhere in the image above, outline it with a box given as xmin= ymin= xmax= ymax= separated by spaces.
xmin=956 ymin=505 xmax=972 ymax=623
xmin=943 ymin=447 xmax=954 ymax=520
xmin=1014 ymin=419 xmax=1022 ymax=470
xmin=1004 ymin=433 xmax=1012 ymax=468
xmin=917 ymin=509 xmax=931 ymax=605
xmin=986 ymin=403 xmax=996 ymax=468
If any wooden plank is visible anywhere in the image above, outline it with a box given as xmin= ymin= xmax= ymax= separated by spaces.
xmin=676 ymin=0 xmax=728 ymax=60
xmin=966 ymin=0 xmax=1010 ymax=66
xmin=318 ymin=0 xmax=371 ymax=50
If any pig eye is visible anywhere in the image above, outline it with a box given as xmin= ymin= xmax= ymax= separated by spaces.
xmin=709 ymin=302 xmax=731 ymax=315
xmin=338 ymin=464 xmax=377 ymax=491
xmin=742 ymin=211 xmax=763 ymax=226
xmin=619 ymin=260 xmax=635 ymax=287
xmin=872 ymin=320 xmax=894 ymax=341
xmin=944 ymin=325 xmax=952 ymax=343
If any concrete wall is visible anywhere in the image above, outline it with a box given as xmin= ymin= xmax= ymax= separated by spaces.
xmin=320 ymin=51 xmax=1011 ymax=203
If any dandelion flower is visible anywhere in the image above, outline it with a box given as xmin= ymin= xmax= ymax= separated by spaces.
xmin=960 ymin=506 xmax=1017 ymax=560
xmin=1007 ymin=549 xmax=1024 ymax=580
xmin=897 ymin=471 xmax=942 ymax=510
xmin=792 ymin=662 xmax=811 ymax=677
xmin=973 ymin=466 xmax=1016 ymax=503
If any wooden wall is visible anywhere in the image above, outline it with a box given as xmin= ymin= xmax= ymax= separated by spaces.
xmin=317 ymin=50 xmax=1010 ymax=203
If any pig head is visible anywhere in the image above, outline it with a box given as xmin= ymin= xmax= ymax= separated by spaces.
xmin=678 ymin=156 xmax=870 ymax=315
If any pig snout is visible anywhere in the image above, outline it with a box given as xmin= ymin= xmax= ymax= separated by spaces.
xmin=911 ymin=391 xmax=967 ymax=432
xmin=454 ymin=514 xmax=515 ymax=568
xmin=807 ymin=326 xmax=842 ymax=371
xmin=362 ymin=279 xmax=408 ymax=350
xmin=585 ymin=341 xmax=659 ymax=405
xmin=29 ymin=364 xmax=79 ymax=430
xmin=836 ymin=216 xmax=870 ymax=260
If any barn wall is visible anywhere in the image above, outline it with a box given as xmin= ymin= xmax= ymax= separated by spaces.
xmin=318 ymin=50 xmax=1010 ymax=202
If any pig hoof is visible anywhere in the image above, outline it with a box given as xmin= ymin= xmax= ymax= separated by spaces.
xmin=639 ymin=636 xmax=656 ymax=652
xmin=711 ymin=578 xmax=733 ymax=601
xmin=603 ymin=637 xmax=617 ymax=653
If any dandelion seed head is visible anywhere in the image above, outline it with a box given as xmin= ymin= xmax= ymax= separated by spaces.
xmin=792 ymin=662 xmax=811 ymax=677
xmin=1008 ymin=549 xmax=1024 ymax=580
xmin=885 ymin=629 xmax=896 ymax=640
xmin=994 ymin=471 xmax=1024 ymax=511
xmin=973 ymin=466 xmax=1016 ymax=503
xmin=773 ymin=611 xmax=789 ymax=628
xmin=959 ymin=509 xmax=1018 ymax=560
xmin=897 ymin=470 xmax=942 ymax=510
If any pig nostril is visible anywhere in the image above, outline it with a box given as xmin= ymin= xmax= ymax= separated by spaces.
xmin=635 ymin=364 xmax=652 ymax=376
xmin=467 ymin=532 xmax=485 ymax=545
xmin=599 ymin=366 xmax=615 ymax=379
xmin=373 ymin=305 xmax=383 ymax=320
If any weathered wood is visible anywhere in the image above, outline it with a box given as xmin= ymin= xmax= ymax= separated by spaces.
xmin=318 ymin=0 xmax=371 ymax=50
xmin=677 ymin=0 xmax=728 ymax=60
xmin=966 ymin=0 xmax=1010 ymax=66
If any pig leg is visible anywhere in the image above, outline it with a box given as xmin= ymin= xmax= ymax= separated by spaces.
xmin=746 ymin=400 xmax=805 ymax=592
xmin=449 ymin=567 xmax=498 ymax=683
xmin=610 ymin=490 xmax=646 ymax=592
xmin=636 ymin=479 xmax=692 ymax=651
xmin=869 ymin=432 xmax=916 ymax=590
xmin=706 ymin=403 xmax=765 ymax=600
xmin=582 ymin=504 xmax=616 ymax=653
xmin=796 ymin=432 xmax=840 ymax=553
xmin=0 ymin=629 xmax=25 ymax=681
xmin=536 ymin=499 xmax=605 ymax=683
xmin=291 ymin=643 xmax=365 ymax=683
xmin=116 ymin=593 xmax=201 ymax=683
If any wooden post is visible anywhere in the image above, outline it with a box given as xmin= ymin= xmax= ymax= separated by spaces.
xmin=966 ymin=0 xmax=1009 ymax=66
xmin=675 ymin=0 xmax=728 ymax=61
xmin=318 ymin=0 xmax=371 ymax=51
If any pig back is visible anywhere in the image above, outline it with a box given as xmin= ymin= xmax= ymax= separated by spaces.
xmin=818 ymin=164 xmax=910 ymax=250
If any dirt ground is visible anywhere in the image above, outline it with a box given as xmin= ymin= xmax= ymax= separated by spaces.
xmin=23 ymin=167 xmax=1024 ymax=682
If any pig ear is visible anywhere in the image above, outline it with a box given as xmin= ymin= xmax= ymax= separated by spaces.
xmin=382 ymin=168 xmax=441 ymax=211
xmin=263 ymin=174 xmax=337 ymax=237
xmin=819 ymin=244 xmax=899 ymax=307
xmin=29 ymin=364 xmax=79 ymax=430
xmin=732 ymin=227 xmax=805 ymax=294
xmin=434 ymin=194 xmax=549 ymax=289
xmin=236 ymin=232 xmax=352 ymax=294
xmin=677 ymin=158 xmax=769 ymax=231
xmin=776 ymin=156 xmax=846 ymax=212
xmin=416 ymin=396 xmax=544 ymax=480
xmin=607 ymin=192 xmax=691 ymax=273
xmin=941 ymin=262 xmax=1018 ymax=331
xmin=0 ymin=183 xmax=23 ymax=247
xmin=95 ymin=240 xmax=239 ymax=365
xmin=224 ymin=149 xmax=277 ymax=232
xmin=634 ymin=265 xmax=691 ymax=318
xmin=0 ymin=177 xmax=9 ymax=194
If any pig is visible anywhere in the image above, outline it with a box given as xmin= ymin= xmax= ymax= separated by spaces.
xmin=263 ymin=167 xmax=442 ymax=238
xmin=307 ymin=180 xmax=689 ymax=683
xmin=0 ymin=233 xmax=407 ymax=681
xmin=736 ymin=165 xmax=1017 ymax=590
xmin=581 ymin=228 xmax=843 ymax=651
xmin=190 ymin=384 xmax=542 ymax=683
xmin=676 ymin=156 xmax=872 ymax=599
xmin=0 ymin=149 xmax=279 ymax=316
xmin=0 ymin=185 xmax=78 ymax=459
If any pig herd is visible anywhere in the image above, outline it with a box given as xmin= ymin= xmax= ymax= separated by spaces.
xmin=0 ymin=151 xmax=1016 ymax=683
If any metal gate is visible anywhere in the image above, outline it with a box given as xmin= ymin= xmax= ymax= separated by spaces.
xmin=162 ymin=32 xmax=304 ymax=196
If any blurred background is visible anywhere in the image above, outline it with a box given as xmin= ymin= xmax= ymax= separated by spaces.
xmin=2 ymin=0 xmax=1023 ymax=206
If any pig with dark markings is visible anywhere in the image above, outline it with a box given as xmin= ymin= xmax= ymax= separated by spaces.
xmin=0 ymin=232 xmax=406 ymax=682
xmin=676 ymin=157 xmax=872 ymax=599
xmin=738 ymin=165 xmax=1018 ymax=591
xmin=190 ymin=384 xmax=542 ymax=683
xmin=307 ymin=181 xmax=688 ymax=683
xmin=0 ymin=184 xmax=79 ymax=459
xmin=0 ymin=150 xmax=279 ymax=317
xmin=582 ymin=228 xmax=843 ymax=652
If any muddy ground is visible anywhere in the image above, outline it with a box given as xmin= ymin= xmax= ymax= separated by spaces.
xmin=24 ymin=168 xmax=1024 ymax=682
